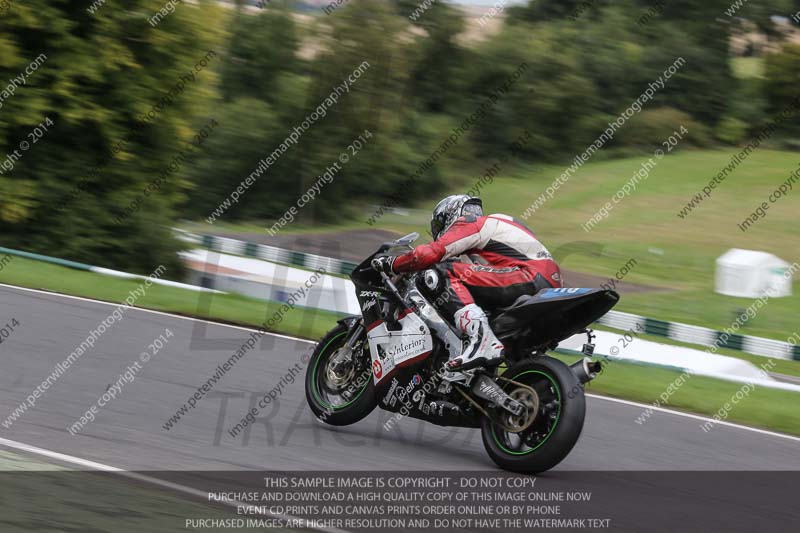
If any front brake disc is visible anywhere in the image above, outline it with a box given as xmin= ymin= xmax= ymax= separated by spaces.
xmin=325 ymin=347 xmax=355 ymax=389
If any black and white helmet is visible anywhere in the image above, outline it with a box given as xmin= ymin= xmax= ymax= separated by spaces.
xmin=430 ymin=195 xmax=483 ymax=241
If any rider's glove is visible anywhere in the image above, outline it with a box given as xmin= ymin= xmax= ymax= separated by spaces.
xmin=371 ymin=256 xmax=396 ymax=275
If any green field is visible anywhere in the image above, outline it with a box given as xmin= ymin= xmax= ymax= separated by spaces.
xmin=474 ymin=149 xmax=800 ymax=343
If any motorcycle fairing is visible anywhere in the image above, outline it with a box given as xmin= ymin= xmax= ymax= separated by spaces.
xmin=492 ymin=287 xmax=619 ymax=346
xmin=366 ymin=310 xmax=433 ymax=385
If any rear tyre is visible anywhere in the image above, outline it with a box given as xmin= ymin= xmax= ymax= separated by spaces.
xmin=305 ymin=324 xmax=377 ymax=426
xmin=480 ymin=355 xmax=586 ymax=474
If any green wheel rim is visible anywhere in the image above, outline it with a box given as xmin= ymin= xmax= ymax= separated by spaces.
xmin=311 ymin=331 xmax=369 ymax=411
xmin=491 ymin=370 xmax=562 ymax=455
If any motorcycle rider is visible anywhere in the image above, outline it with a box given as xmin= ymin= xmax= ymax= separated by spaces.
xmin=372 ymin=195 xmax=562 ymax=371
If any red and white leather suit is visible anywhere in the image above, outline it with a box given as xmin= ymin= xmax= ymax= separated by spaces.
xmin=393 ymin=213 xmax=562 ymax=320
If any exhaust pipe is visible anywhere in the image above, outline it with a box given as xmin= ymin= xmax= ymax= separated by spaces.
xmin=570 ymin=357 xmax=602 ymax=384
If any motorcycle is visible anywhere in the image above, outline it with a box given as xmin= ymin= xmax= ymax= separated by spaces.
xmin=305 ymin=232 xmax=619 ymax=473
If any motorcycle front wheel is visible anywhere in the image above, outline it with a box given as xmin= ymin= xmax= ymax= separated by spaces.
xmin=480 ymin=355 xmax=586 ymax=474
xmin=305 ymin=324 xmax=377 ymax=426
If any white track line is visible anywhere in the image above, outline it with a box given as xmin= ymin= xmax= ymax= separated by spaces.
xmin=0 ymin=436 xmax=122 ymax=471
xmin=2 ymin=282 xmax=799 ymax=446
xmin=0 ymin=436 xmax=350 ymax=533
xmin=586 ymin=394 xmax=800 ymax=443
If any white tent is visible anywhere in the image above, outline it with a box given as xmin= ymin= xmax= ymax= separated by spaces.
xmin=715 ymin=248 xmax=793 ymax=298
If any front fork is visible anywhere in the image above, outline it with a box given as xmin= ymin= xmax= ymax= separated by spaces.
xmin=344 ymin=320 xmax=365 ymax=350
xmin=328 ymin=318 xmax=367 ymax=379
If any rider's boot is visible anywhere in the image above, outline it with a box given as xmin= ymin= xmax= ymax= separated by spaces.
xmin=447 ymin=303 xmax=505 ymax=371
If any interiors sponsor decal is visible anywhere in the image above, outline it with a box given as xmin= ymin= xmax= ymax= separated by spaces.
xmin=367 ymin=317 xmax=430 ymax=384
xmin=388 ymin=338 xmax=425 ymax=359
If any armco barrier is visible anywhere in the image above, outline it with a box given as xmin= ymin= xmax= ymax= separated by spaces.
xmin=0 ymin=245 xmax=221 ymax=294
xmin=178 ymin=230 xmax=357 ymax=277
xmin=596 ymin=311 xmax=799 ymax=361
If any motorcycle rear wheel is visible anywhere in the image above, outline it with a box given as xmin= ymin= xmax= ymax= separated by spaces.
xmin=480 ymin=356 xmax=586 ymax=474
xmin=305 ymin=324 xmax=377 ymax=426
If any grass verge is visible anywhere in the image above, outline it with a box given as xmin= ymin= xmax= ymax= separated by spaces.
xmin=0 ymin=255 xmax=340 ymax=341
xmin=552 ymin=353 xmax=800 ymax=437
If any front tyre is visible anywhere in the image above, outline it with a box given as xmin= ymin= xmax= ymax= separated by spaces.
xmin=305 ymin=324 xmax=377 ymax=426
xmin=481 ymin=356 xmax=586 ymax=474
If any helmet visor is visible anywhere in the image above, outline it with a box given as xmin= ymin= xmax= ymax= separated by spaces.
xmin=431 ymin=217 xmax=445 ymax=240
